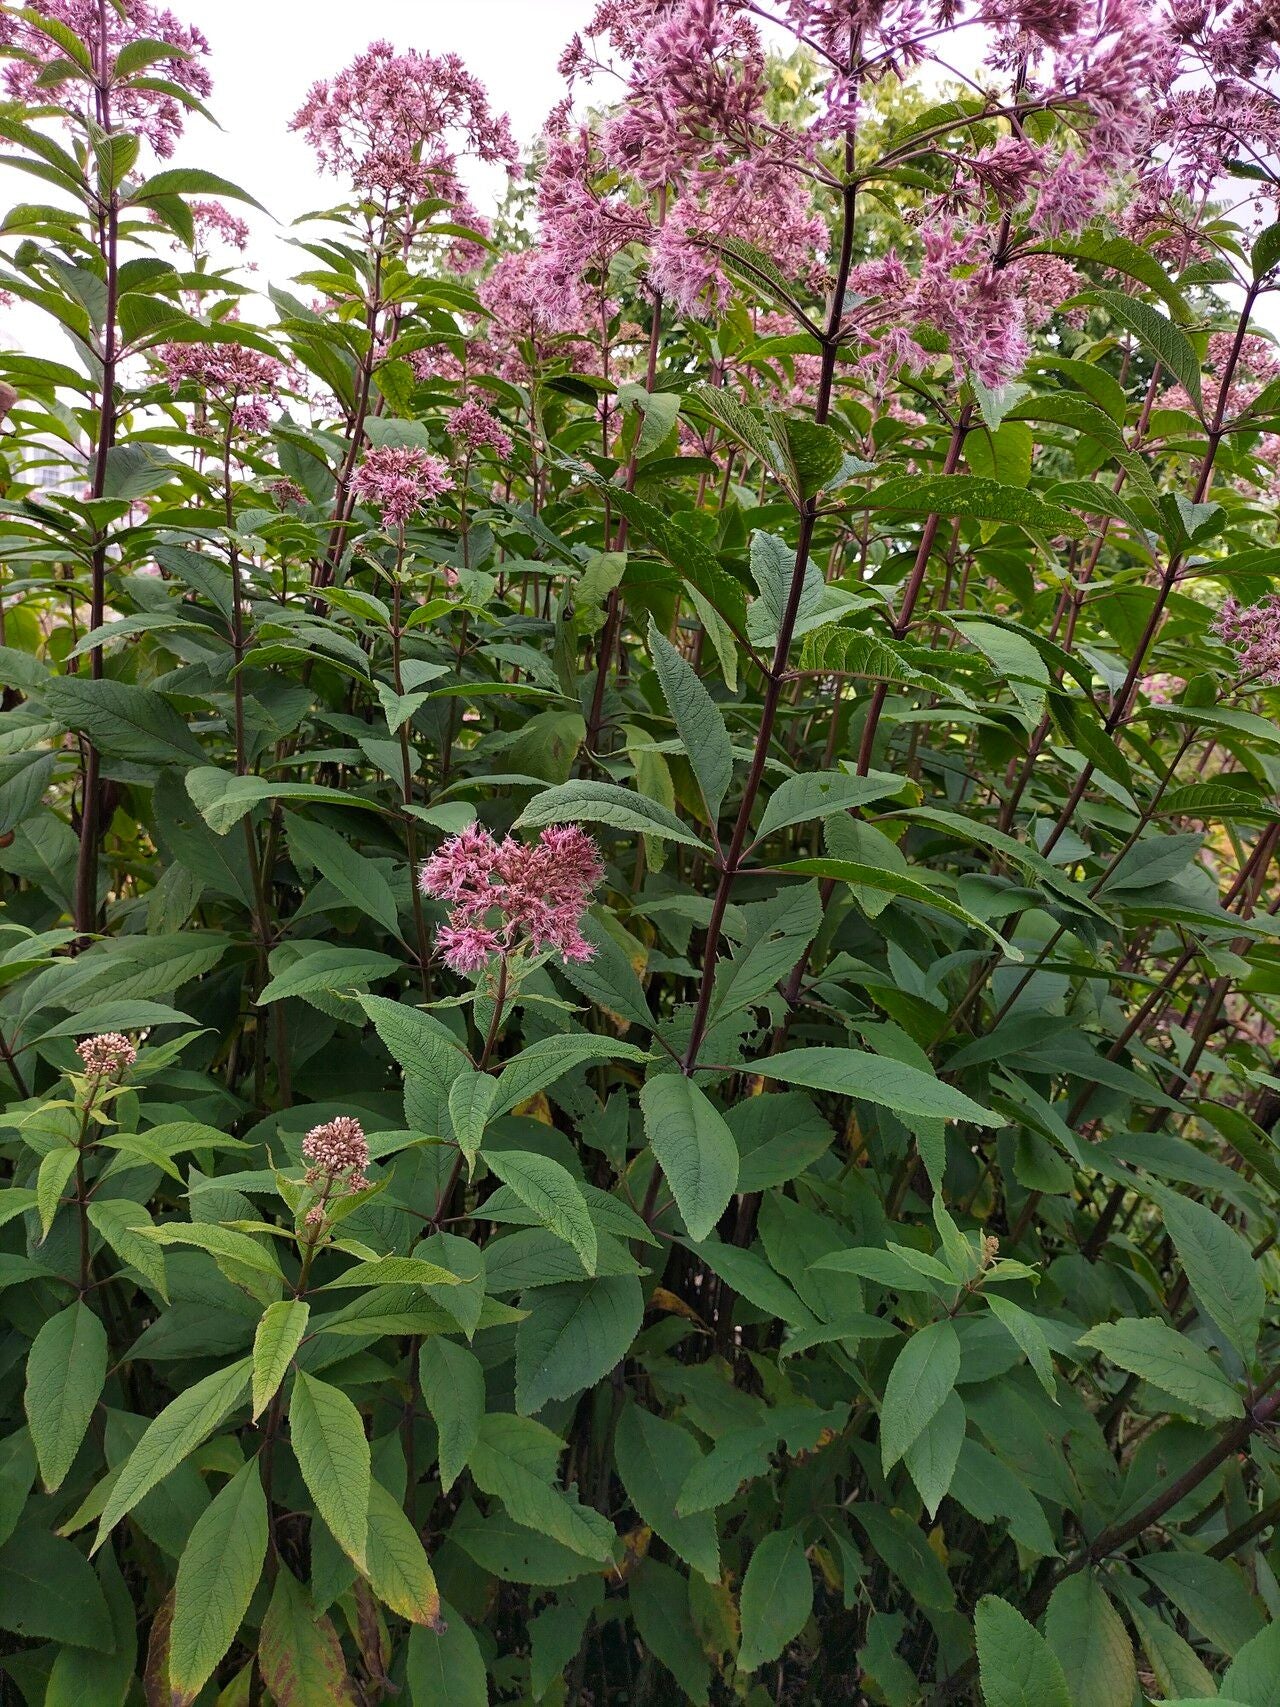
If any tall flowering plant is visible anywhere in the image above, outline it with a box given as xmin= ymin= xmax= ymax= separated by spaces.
xmin=3 ymin=0 xmax=1280 ymax=1701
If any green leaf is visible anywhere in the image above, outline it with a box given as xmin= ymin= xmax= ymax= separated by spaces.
xmin=761 ymin=1048 xmax=1003 ymax=1125
xmin=1077 ymin=1317 xmax=1242 ymax=1418
xmin=904 ymin=1390 xmax=965 ymax=1518
xmin=448 ymin=1067 xmax=499 ymax=1174
xmin=647 ymin=619 xmax=734 ymax=822
xmin=468 ymin=1413 xmax=614 ymax=1561
xmin=1044 ymin=1572 xmax=1137 ymax=1707
xmin=515 ymin=1274 xmax=644 ymax=1414
xmin=42 ymin=676 xmax=205 ymax=767
xmin=737 ymin=1526 xmax=813 ymax=1672
xmin=0 ymin=1525 xmax=113 ymax=1651
xmin=94 ymin=1358 xmax=251 ymax=1550
xmin=289 ymin=1370 xmax=370 ymax=1569
xmin=24 ymin=1301 xmax=107 ymax=1492
xmin=515 ymin=779 xmax=710 ymax=849
xmin=285 ymin=811 xmax=400 ymax=937
xmin=363 ymin=1478 xmax=441 ymax=1626
xmin=986 ymin=1294 xmax=1057 ymax=1398
xmin=251 ymin=1300 xmax=310 ymax=1420
xmin=861 ymin=474 xmax=1085 ymax=537
xmin=1153 ymin=1187 xmax=1265 ymax=1359
xmin=186 ymin=767 xmax=382 ymax=835
xmin=639 ymin=1075 xmax=739 ymax=1243
xmin=259 ymin=945 xmax=402 ymax=1005
xmin=1135 ymin=1551 xmax=1265 ymax=1656
xmin=259 ymin=1565 xmax=356 ymax=1706
xmin=1077 ymin=289 xmax=1203 ymax=407
xmin=1224 ymin=1623 xmax=1280 ymax=1704
xmin=169 ymin=1460 xmax=267 ymax=1705
xmin=615 ymin=1404 xmax=720 ymax=1583
xmin=753 ymin=769 xmax=904 ymax=842
xmin=630 ymin=1560 xmax=711 ymax=1704
xmin=406 ymin=1599 xmax=488 ymax=1706
xmin=318 ymin=1256 xmax=463 ymax=1290
xmin=880 ymin=1319 xmax=960 ymax=1472
xmin=485 ymin=1149 xmax=597 ymax=1276
xmin=420 ymin=1338 xmax=484 ymax=1493
xmin=782 ymin=857 xmax=1023 ymax=955
xmin=492 ymin=1032 xmax=649 ymax=1118
xmin=976 ymin=1594 xmax=1072 ymax=1707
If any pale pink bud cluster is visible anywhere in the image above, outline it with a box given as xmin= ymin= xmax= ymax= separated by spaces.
xmin=448 ymin=399 xmax=514 ymax=461
xmin=1215 ymin=596 xmax=1280 ymax=684
xmin=76 ymin=1033 xmax=137 ymax=1080
xmin=159 ymin=340 xmax=284 ymax=434
xmin=302 ymin=1116 xmax=370 ymax=1209
xmin=351 ymin=445 xmax=453 ymax=528
xmin=419 ymin=824 xmax=603 ymax=974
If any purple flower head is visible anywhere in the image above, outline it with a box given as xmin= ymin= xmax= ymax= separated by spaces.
xmin=1 ymin=0 xmax=211 ymax=157
xmin=302 ymin=1116 xmax=370 ymax=1195
xmin=448 ymin=399 xmax=514 ymax=461
xmin=159 ymin=339 xmax=284 ymax=434
xmin=76 ymin=1032 xmax=137 ymax=1080
xmin=420 ymin=824 xmax=604 ymax=974
xmin=1215 ymin=596 xmax=1280 ymax=684
xmin=290 ymin=42 xmax=517 ymax=205
xmin=351 ymin=445 xmax=453 ymax=528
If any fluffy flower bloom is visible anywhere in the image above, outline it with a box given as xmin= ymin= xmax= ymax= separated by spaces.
xmin=448 ymin=398 xmax=513 ymax=460
xmin=76 ymin=1033 xmax=137 ymax=1079
xmin=189 ymin=199 xmax=251 ymax=252
xmin=649 ymin=160 xmax=827 ymax=315
xmin=351 ymin=445 xmax=453 ymax=527
xmin=0 ymin=0 xmax=211 ymax=157
xmin=535 ymin=112 xmax=651 ymax=315
xmin=1215 ymin=596 xmax=1280 ymax=683
xmin=302 ymin=1116 xmax=370 ymax=1196
xmin=1140 ymin=672 xmax=1185 ymax=703
xmin=291 ymin=41 xmax=516 ymax=203
xmin=851 ymin=221 xmax=1038 ymax=390
xmin=477 ymin=248 xmax=590 ymax=380
xmin=601 ymin=0 xmax=771 ymax=189
xmin=420 ymin=824 xmax=604 ymax=972
xmin=159 ymin=339 xmax=284 ymax=433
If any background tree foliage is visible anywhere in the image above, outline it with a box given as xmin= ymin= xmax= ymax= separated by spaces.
xmin=2 ymin=0 xmax=1280 ymax=1702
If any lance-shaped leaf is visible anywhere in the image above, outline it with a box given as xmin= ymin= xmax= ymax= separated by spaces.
xmin=640 ymin=1075 xmax=739 ymax=1242
xmin=169 ymin=1459 xmax=267 ymax=1706
xmin=647 ymin=619 xmax=733 ymax=823
xmin=25 ymin=1301 xmax=107 ymax=1492
xmin=289 ymin=1370 xmax=370 ymax=1569
xmin=251 ymin=1300 xmax=310 ymax=1421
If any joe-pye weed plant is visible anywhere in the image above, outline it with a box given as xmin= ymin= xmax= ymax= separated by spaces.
xmin=3 ymin=0 xmax=1280 ymax=1700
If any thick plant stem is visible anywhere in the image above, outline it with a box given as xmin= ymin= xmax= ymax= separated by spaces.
xmin=681 ymin=174 xmax=859 ymax=1074
xmin=73 ymin=32 xmax=120 ymax=940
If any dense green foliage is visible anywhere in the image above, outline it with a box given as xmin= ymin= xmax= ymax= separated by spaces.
xmin=4 ymin=4 xmax=1280 ymax=1705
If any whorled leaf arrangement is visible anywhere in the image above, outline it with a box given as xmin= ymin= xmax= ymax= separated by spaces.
xmin=2 ymin=0 xmax=1280 ymax=1702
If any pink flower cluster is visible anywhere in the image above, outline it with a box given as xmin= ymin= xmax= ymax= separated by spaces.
xmin=290 ymin=41 xmax=517 ymax=205
xmin=159 ymin=339 xmax=284 ymax=433
xmin=302 ymin=1117 xmax=370 ymax=1220
xmin=0 ymin=0 xmax=211 ymax=157
xmin=351 ymin=444 xmax=453 ymax=528
xmin=448 ymin=399 xmax=513 ymax=461
xmin=419 ymin=824 xmax=604 ymax=974
xmin=1140 ymin=672 xmax=1186 ymax=704
xmin=76 ymin=1032 xmax=137 ymax=1080
xmin=1215 ymin=596 xmax=1280 ymax=684
xmin=188 ymin=199 xmax=251 ymax=253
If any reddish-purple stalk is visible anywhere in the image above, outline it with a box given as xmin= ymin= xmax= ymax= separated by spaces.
xmin=73 ymin=0 xmax=121 ymax=940
xmin=679 ymin=151 xmax=859 ymax=1082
